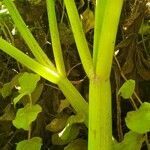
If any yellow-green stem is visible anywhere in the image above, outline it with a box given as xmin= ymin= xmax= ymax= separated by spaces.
xmin=89 ymin=79 xmax=112 ymax=150
xmin=64 ymin=0 xmax=94 ymax=79
xmin=46 ymin=0 xmax=66 ymax=76
xmin=93 ymin=0 xmax=107 ymax=67
xmin=58 ymin=77 xmax=89 ymax=126
xmin=95 ymin=0 xmax=123 ymax=77
xmin=89 ymin=1 xmax=123 ymax=150
xmin=0 ymin=38 xmax=60 ymax=84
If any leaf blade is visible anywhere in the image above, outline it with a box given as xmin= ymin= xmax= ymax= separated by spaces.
xmin=13 ymin=104 xmax=42 ymax=130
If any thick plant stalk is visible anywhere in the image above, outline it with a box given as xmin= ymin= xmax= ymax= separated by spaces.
xmin=89 ymin=1 xmax=123 ymax=150
xmin=46 ymin=0 xmax=66 ymax=76
xmin=3 ymin=0 xmax=56 ymax=70
xmin=89 ymin=80 xmax=111 ymax=150
xmin=64 ymin=0 xmax=94 ymax=79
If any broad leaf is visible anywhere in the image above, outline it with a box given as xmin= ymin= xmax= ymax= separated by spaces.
xmin=46 ymin=113 xmax=69 ymax=132
xmin=14 ymin=83 xmax=44 ymax=106
xmin=16 ymin=137 xmax=42 ymax=150
xmin=59 ymin=125 xmax=80 ymax=141
xmin=64 ymin=138 xmax=87 ymax=150
xmin=0 ymin=73 xmax=22 ymax=98
xmin=52 ymin=133 xmax=69 ymax=145
xmin=13 ymin=92 xmax=28 ymax=106
xmin=52 ymin=126 xmax=80 ymax=146
xmin=113 ymin=131 xmax=144 ymax=150
xmin=57 ymin=99 xmax=70 ymax=113
xmin=67 ymin=113 xmax=85 ymax=125
xmin=81 ymin=8 xmax=95 ymax=33
xmin=13 ymin=73 xmax=40 ymax=105
xmin=18 ymin=72 xmax=40 ymax=94
xmin=125 ymin=102 xmax=150 ymax=134
xmin=0 ymin=83 xmax=12 ymax=98
xmin=31 ymin=83 xmax=44 ymax=104
xmin=58 ymin=113 xmax=85 ymax=141
xmin=13 ymin=104 xmax=42 ymax=130
xmin=118 ymin=79 xmax=135 ymax=99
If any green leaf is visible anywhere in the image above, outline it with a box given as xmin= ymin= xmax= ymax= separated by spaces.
xmin=16 ymin=137 xmax=42 ymax=150
xmin=113 ymin=131 xmax=144 ymax=150
xmin=59 ymin=124 xmax=80 ymax=141
xmin=67 ymin=113 xmax=85 ymax=125
xmin=139 ymin=20 xmax=150 ymax=35
xmin=0 ymin=83 xmax=12 ymax=98
xmin=125 ymin=102 xmax=150 ymax=134
xmin=64 ymin=138 xmax=87 ymax=150
xmin=52 ymin=133 xmax=69 ymax=145
xmin=46 ymin=113 xmax=69 ymax=132
xmin=13 ymin=92 xmax=28 ymax=106
xmin=51 ymin=126 xmax=80 ymax=146
xmin=118 ymin=79 xmax=135 ymax=99
xmin=31 ymin=83 xmax=44 ymax=105
xmin=15 ymin=83 xmax=44 ymax=106
xmin=18 ymin=72 xmax=40 ymax=94
xmin=13 ymin=104 xmax=42 ymax=130
xmin=57 ymin=99 xmax=70 ymax=113
xmin=0 ymin=73 xmax=23 ymax=98
xmin=13 ymin=73 xmax=40 ymax=105
xmin=81 ymin=8 xmax=95 ymax=33
xmin=58 ymin=113 xmax=85 ymax=141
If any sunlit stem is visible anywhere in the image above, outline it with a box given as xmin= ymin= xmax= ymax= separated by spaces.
xmin=64 ymin=0 xmax=94 ymax=79
xmin=89 ymin=0 xmax=123 ymax=150
xmin=0 ymin=38 xmax=60 ymax=84
xmin=46 ymin=0 xmax=66 ymax=76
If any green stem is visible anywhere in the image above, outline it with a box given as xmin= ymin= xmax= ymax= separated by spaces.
xmin=64 ymin=0 xmax=94 ymax=79
xmin=0 ymin=38 xmax=60 ymax=84
xmin=93 ymin=0 xmax=107 ymax=68
xmin=89 ymin=79 xmax=112 ymax=150
xmin=95 ymin=0 xmax=123 ymax=77
xmin=3 ymin=0 xmax=56 ymax=70
xmin=58 ymin=78 xmax=88 ymax=127
xmin=46 ymin=0 xmax=66 ymax=76
xmin=28 ymin=94 xmax=32 ymax=140
xmin=58 ymin=77 xmax=88 ymax=126
xmin=89 ymin=1 xmax=123 ymax=150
